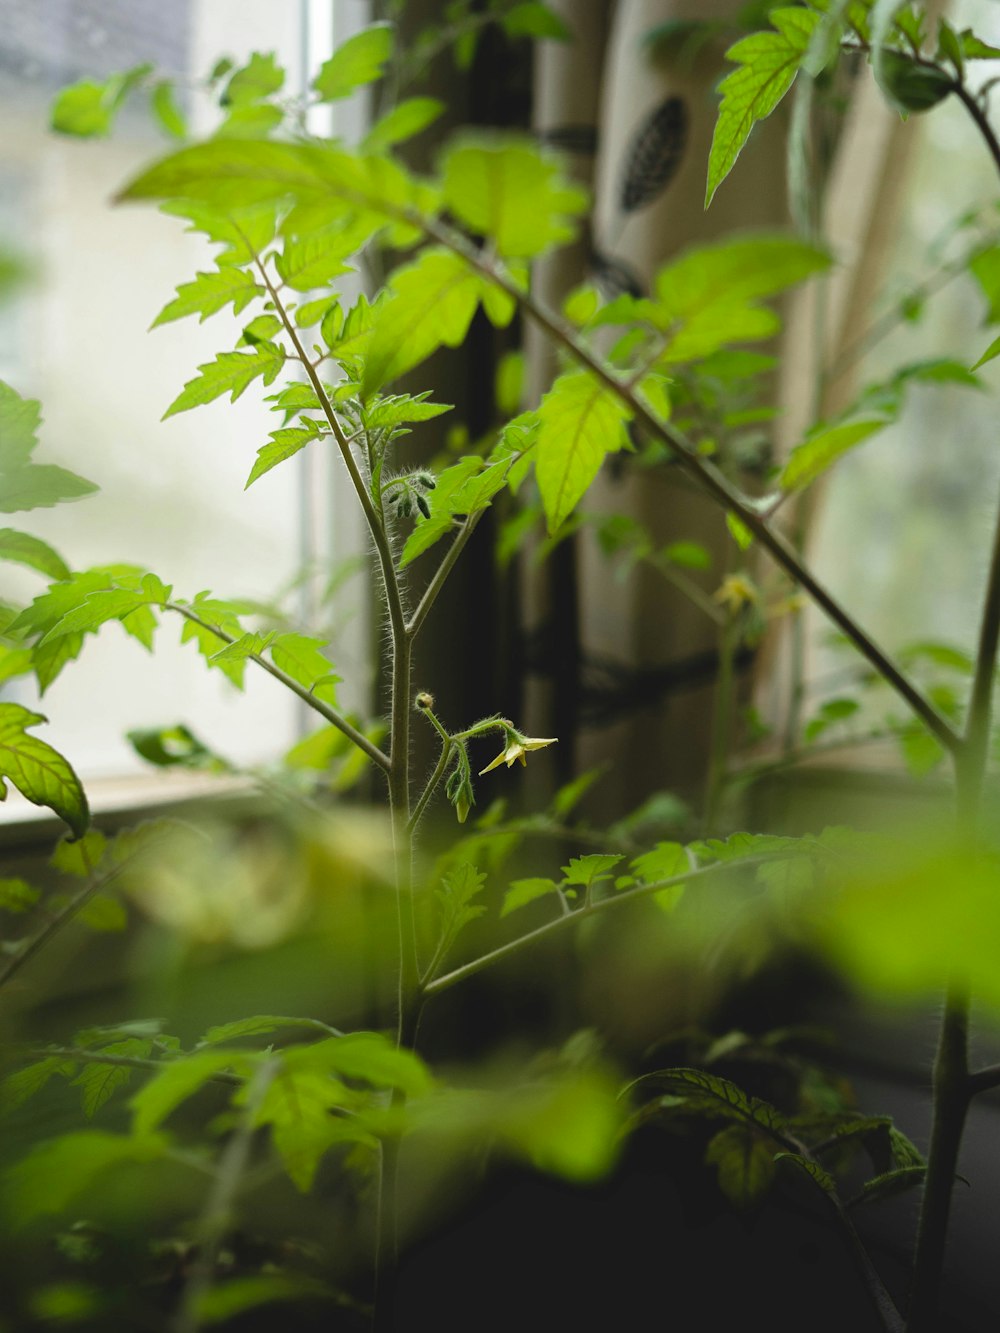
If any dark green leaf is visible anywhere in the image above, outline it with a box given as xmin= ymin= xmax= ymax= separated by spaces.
xmin=501 ymin=3 xmax=572 ymax=39
xmin=71 ymin=1039 xmax=154 ymax=1117
xmin=5 ymin=1131 xmax=167 ymax=1224
xmin=706 ymin=1124 xmax=777 ymax=1207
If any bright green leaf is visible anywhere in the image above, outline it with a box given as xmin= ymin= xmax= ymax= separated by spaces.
xmin=441 ymin=136 xmax=588 ymax=258
xmin=0 ymin=529 xmax=70 ymax=581
xmin=313 ymin=23 xmax=394 ymax=102
xmin=163 ymin=342 xmax=285 ymax=418
xmin=706 ymin=8 xmax=821 ymax=207
xmin=224 ymin=53 xmax=284 ymax=106
xmin=246 ymin=422 xmax=323 ymax=488
xmin=0 ymin=703 xmax=89 ymax=838
xmin=130 ymin=1049 xmax=254 ymax=1137
xmin=780 ymin=417 xmax=885 ymax=492
xmin=151 ymin=80 xmax=187 ymax=138
xmin=362 ymin=97 xmax=445 ymax=152
xmin=535 ymin=370 xmax=632 ymax=533
xmin=151 ymin=268 xmax=263 ymax=327
xmin=501 ymin=877 xmax=560 ymax=917
xmin=5 ymin=1131 xmax=167 ymax=1225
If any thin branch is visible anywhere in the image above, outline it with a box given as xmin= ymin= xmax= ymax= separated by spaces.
xmin=968 ymin=1063 xmax=1000 ymax=1097
xmin=422 ymin=851 xmax=799 ymax=996
xmin=406 ymin=513 xmax=485 ymax=639
xmin=408 ymin=739 xmax=453 ymax=832
xmin=418 ymin=217 xmax=961 ymax=757
xmin=170 ymin=1059 xmax=278 ymax=1333
xmin=165 ymin=602 xmax=389 ymax=773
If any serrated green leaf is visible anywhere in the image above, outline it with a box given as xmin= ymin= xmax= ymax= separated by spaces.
xmin=535 ymin=370 xmax=632 ymax=533
xmin=0 ymin=703 xmax=89 ymax=837
xmin=0 ymin=529 xmax=70 ymax=581
xmin=501 ymin=877 xmax=560 ymax=917
xmin=151 ymin=268 xmax=263 ymax=327
xmin=238 ymin=1059 xmax=370 ymax=1193
xmin=363 ymin=392 xmax=452 ymax=431
xmin=362 ymin=97 xmax=444 ymax=152
xmin=706 ymin=8 xmax=821 ymax=207
xmin=775 ymin=1151 xmax=837 ymax=1194
xmin=130 ymin=1049 xmax=254 ymax=1137
xmin=71 ymin=1039 xmax=154 ymax=1118
xmin=0 ymin=464 xmax=98 ymax=514
xmin=161 ymin=199 xmax=278 ymax=267
xmin=294 ymin=296 xmax=339 ymax=328
xmin=39 ymin=574 xmax=170 ymax=645
xmin=562 ymin=854 xmax=623 ymax=888
xmin=210 ymin=631 xmax=275 ymax=664
xmin=400 ymin=456 xmax=511 ymax=565
xmin=151 ymin=80 xmax=187 ymax=139
xmin=164 ymin=341 xmax=285 ymax=418
xmin=224 ymin=53 xmax=284 ymax=106
xmin=246 ymin=422 xmax=323 ymax=488
xmin=270 ymin=632 xmax=340 ymax=703
xmin=361 ymin=248 xmax=484 ymax=397
xmin=441 ymin=136 xmax=588 ymax=258
xmin=779 ymin=418 xmax=885 ymax=492
xmin=436 ymin=862 xmax=486 ymax=954
xmin=313 ymin=23 xmax=393 ymax=102
xmin=641 ymin=1066 xmax=790 ymax=1137
xmin=2 ymin=1056 xmax=77 ymax=1110
xmin=854 ymin=1164 xmax=927 ymax=1205
xmin=273 ymin=227 xmax=363 ymax=291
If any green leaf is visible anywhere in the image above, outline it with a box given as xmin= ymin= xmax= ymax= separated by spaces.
xmin=361 ymin=248 xmax=485 ymax=397
xmin=163 ymin=341 xmax=285 ymax=418
xmin=363 ymin=392 xmax=453 ymax=431
xmin=775 ymin=1151 xmax=837 ymax=1195
xmin=0 ymin=464 xmax=98 ymax=514
xmin=199 ymin=1016 xmax=334 ymax=1046
xmin=246 ymin=422 xmax=323 ymax=488
xmin=706 ymin=1125 xmax=777 ymax=1207
xmin=71 ymin=1039 xmax=154 ymax=1117
xmin=216 ymin=103 xmax=284 ymax=140
xmin=130 ymin=1049 xmax=254 ymax=1136
xmin=959 ymin=29 xmax=1000 ymax=60
xmin=436 ymin=862 xmax=486 ymax=954
xmin=273 ymin=227 xmax=363 ymax=291
xmin=39 ymin=573 xmax=171 ymax=644
xmin=641 ymin=1066 xmax=790 ymax=1137
xmin=972 ymin=333 xmax=1000 ymax=372
xmin=294 ymin=296 xmax=339 ymax=329
xmin=629 ymin=840 xmax=689 ymax=911
xmin=0 ymin=380 xmax=42 ymax=468
xmin=224 ymin=53 xmax=284 ymax=106
xmin=51 ymin=828 xmax=107 ymax=876
xmin=313 ymin=23 xmax=394 ymax=102
xmin=151 ymin=80 xmax=187 ymax=139
xmin=497 ymin=1070 xmax=622 ymax=1183
xmin=51 ymin=80 xmax=117 ymax=137
xmin=161 ymin=199 xmax=278 ymax=267
xmin=854 ymin=1165 xmax=926 ymax=1205
xmin=0 ymin=876 xmax=41 ymax=911
xmin=969 ymin=245 xmax=1000 ymax=323
xmin=561 ymin=854 xmax=623 ymax=888
xmin=239 ymin=1058 xmax=371 ymax=1192
xmin=196 ymin=1276 xmax=331 ymax=1326
xmin=726 ymin=512 xmax=754 ymax=550
xmin=210 ymin=631 xmax=275 ymax=664
xmin=177 ymin=594 xmax=248 ymax=687
xmin=501 ymin=2 xmax=572 ymax=39
xmin=501 ymin=877 xmax=560 ymax=918
xmin=151 ymin=268 xmax=263 ymax=327
xmin=2 ymin=1056 xmax=77 ymax=1110
xmin=779 ymin=418 xmax=886 ymax=492
xmin=706 ymin=7 xmax=821 ymax=207
xmin=535 ymin=370 xmax=632 ymax=533
xmin=876 ymin=50 xmax=952 ymax=113
xmin=5 ymin=1131 xmax=167 ymax=1225
xmin=314 ymin=1033 xmax=432 ymax=1097
xmin=269 ymin=632 xmax=340 ymax=704
xmin=0 ymin=529 xmax=70 ymax=581
xmin=362 ymin=97 xmax=445 ymax=152
xmin=400 ymin=455 xmax=511 ymax=565
xmin=75 ymin=892 xmax=127 ymax=932
xmin=441 ymin=136 xmax=588 ymax=258
xmin=0 ymin=703 xmax=89 ymax=837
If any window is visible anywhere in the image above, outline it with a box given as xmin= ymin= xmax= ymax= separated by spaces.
xmin=0 ymin=1 xmax=369 ymax=797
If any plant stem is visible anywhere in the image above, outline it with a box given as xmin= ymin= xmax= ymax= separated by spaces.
xmin=170 ymin=1059 xmax=278 ymax=1333
xmin=408 ymin=737 xmax=453 ymax=832
xmin=907 ymin=469 xmax=1000 ymax=1326
xmin=406 ymin=513 xmax=484 ymax=639
xmin=165 ymin=603 xmax=389 ymax=772
xmin=422 ymin=850 xmax=803 ymax=995
xmin=419 ymin=218 xmax=960 ymax=757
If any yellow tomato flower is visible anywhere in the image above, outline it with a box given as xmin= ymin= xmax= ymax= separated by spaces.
xmin=714 ymin=573 xmax=760 ymax=614
xmin=479 ymin=732 xmax=557 ymax=775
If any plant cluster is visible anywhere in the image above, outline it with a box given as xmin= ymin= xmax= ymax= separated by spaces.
xmin=2 ymin=3 xmax=1000 ymax=1330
